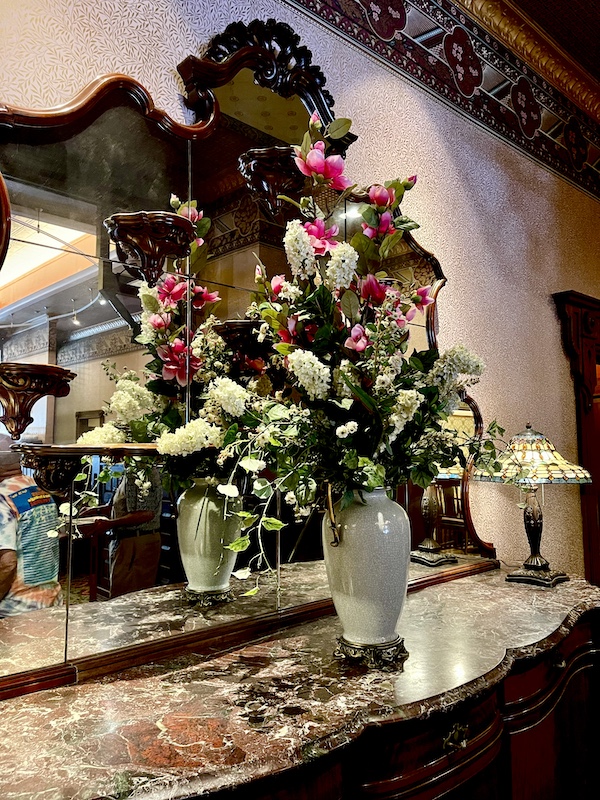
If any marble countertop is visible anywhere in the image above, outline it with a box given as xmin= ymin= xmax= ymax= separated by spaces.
xmin=0 ymin=556 xmax=485 ymax=677
xmin=1 ymin=569 xmax=599 ymax=800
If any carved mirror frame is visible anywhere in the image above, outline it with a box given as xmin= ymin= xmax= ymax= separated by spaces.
xmin=0 ymin=19 xmax=497 ymax=700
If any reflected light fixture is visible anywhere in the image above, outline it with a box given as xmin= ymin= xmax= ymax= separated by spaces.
xmin=474 ymin=423 xmax=591 ymax=587
xmin=71 ymin=298 xmax=80 ymax=326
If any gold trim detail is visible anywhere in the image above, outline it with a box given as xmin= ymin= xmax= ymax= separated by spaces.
xmin=454 ymin=0 xmax=600 ymax=123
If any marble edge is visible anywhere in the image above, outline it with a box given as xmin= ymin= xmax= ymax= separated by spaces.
xmin=301 ymin=598 xmax=600 ymax=762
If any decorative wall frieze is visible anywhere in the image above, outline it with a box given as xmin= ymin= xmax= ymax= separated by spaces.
xmin=287 ymin=0 xmax=600 ymax=200
xmin=57 ymin=325 xmax=142 ymax=367
xmin=454 ymin=0 xmax=600 ymax=122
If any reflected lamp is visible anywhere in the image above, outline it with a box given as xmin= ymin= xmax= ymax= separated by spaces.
xmin=474 ymin=423 xmax=591 ymax=587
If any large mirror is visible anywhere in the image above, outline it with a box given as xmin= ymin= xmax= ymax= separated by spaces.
xmin=0 ymin=19 xmax=497 ymax=697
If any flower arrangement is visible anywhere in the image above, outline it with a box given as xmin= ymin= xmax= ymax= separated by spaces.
xmin=77 ymin=114 xmax=501 ymax=558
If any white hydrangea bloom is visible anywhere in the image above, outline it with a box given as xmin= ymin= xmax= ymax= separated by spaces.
xmin=283 ymin=219 xmax=316 ymax=278
xmin=287 ymin=349 xmax=331 ymax=400
xmin=428 ymin=344 xmax=484 ymax=387
xmin=324 ymin=242 xmax=359 ymax=290
xmin=156 ymin=418 xmax=224 ymax=457
xmin=107 ymin=379 xmax=156 ymax=425
xmin=382 ymin=388 xmax=421 ymax=450
xmin=208 ymin=376 xmax=249 ymax=417
xmin=76 ymin=423 xmax=127 ymax=446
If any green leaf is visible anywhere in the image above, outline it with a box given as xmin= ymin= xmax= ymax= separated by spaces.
xmin=340 ymin=489 xmax=355 ymax=510
xmin=273 ymin=342 xmax=299 ymax=356
xmin=300 ymin=130 xmax=312 ymax=158
xmin=241 ymin=586 xmax=260 ymax=597
xmin=340 ymin=372 xmax=377 ymax=413
xmin=340 ymin=289 xmax=360 ymax=323
xmin=393 ymin=215 xmax=420 ymax=232
xmin=129 ymin=419 xmax=149 ymax=442
xmin=225 ymin=535 xmax=251 ymax=552
xmin=326 ymin=117 xmax=352 ymax=139
xmin=73 ymin=472 xmax=88 ymax=483
xmin=360 ymin=205 xmax=380 ymax=228
xmin=262 ymin=517 xmax=286 ymax=531
xmin=253 ymin=478 xmax=273 ymax=499
xmin=223 ymin=423 xmax=239 ymax=446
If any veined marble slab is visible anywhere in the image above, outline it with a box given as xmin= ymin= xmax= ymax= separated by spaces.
xmin=0 ymin=569 xmax=599 ymax=800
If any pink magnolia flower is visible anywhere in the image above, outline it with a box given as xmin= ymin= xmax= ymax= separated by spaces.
xmin=156 ymin=338 xmax=202 ymax=386
xmin=270 ymin=274 xmax=286 ymax=296
xmin=412 ymin=286 xmax=434 ymax=312
xmin=158 ymin=274 xmax=187 ymax=308
xmin=368 ymin=184 xmax=395 ymax=208
xmin=344 ymin=323 xmax=369 ymax=352
xmin=294 ymin=141 xmax=353 ymax=191
xmin=179 ymin=204 xmax=201 ymax=224
xmin=148 ymin=312 xmax=172 ymax=330
xmin=278 ymin=314 xmax=299 ymax=344
xmin=361 ymin=210 xmax=395 ymax=240
xmin=191 ymin=284 xmax=220 ymax=309
xmin=405 ymin=175 xmax=417 ymax=188
xmin=309 ymin=111 xmax=321 ymax=127
xmin=396 ymin=307 xmax=417 ymax=328
xmin=304 ymin=218 xmax=339 ymax=255
xmin=361 ymin=274 xmax=387 ymax=305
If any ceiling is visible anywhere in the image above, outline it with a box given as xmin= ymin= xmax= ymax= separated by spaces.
xmin=503 ymin=0 xmax=600 ymax=87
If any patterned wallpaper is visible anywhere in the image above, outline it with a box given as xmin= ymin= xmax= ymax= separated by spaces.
xmin=1 ymin=0 xmax=599 ymax=573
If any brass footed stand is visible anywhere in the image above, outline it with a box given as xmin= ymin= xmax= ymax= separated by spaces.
xmin=334 ymin=636 xmax=409 ymax=671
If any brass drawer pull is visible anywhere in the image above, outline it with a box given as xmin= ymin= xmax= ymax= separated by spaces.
xmin=442 ymin=723 xmax=469 ymax=752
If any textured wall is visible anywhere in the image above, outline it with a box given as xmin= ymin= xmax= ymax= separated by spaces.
xmin=1 ymin=0 xmax=599 ymax=575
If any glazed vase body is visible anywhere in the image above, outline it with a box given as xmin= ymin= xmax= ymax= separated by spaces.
xmin=322 ymin=488 xmax=411 ymax=646
xmin=177 ymin=479 xmax=241 ymax=594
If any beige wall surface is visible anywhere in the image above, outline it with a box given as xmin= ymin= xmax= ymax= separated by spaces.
xmin=1 ymin=0 xmax=599 ymax=575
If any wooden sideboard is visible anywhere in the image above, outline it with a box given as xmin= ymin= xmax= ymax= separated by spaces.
xmin=0 ymin=570 xmax=598 ymax=800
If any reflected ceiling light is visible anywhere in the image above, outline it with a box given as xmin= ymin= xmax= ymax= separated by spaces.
xmin=474 ymin=423 xmax=592 ymax=587
xmin=71 ymin=298 xmax=80 ymax=326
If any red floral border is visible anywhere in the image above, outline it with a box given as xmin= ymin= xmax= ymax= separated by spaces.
xmin=286 ymin=0 xmax=600 ymax=200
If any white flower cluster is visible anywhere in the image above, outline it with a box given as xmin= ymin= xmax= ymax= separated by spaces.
xmin=332 ymin=359 xmax=356 ymax=398
xmin=336 ymin=421 xmax=359 ymax=439
xmin=283 ymin=219 xmax=316 ymax=278
xmin=278 ymin=280 xmax=303 ymax=302
xmin=427 ymin=344 xmax=484 ymax=412
xmin=138 ymin=281 xmax=160 ymax=312
xmin=287 ymin=349 xmax=331 ymax=400
xmin=208 ymin=376 xmax=249 ymax=418
xmin=383 ymin=389 xmax=421 ymax=449
xmin=107 ymin=379 xmax=156 ymax=425
xmin=191 ymin=316 xmax=228 ymax=382
xmin=325 ymin=242 xmax=359 ymax=290
xmin=76 ymin=423 xmax=127 ymax=446
xmin=428 ymin=344 xmax=484 ymax=387
xmin=156 ymin=418 xmax=224 ymax=457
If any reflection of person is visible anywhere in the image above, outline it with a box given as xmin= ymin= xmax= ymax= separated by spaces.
xmin=0 ymin=451 xmax=62 ymax=617
xmin=108 ymin=466 xmax=163 ymax=598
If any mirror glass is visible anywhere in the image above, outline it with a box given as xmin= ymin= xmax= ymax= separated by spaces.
xmin=0 ymin=35 xmax=496 ymax=689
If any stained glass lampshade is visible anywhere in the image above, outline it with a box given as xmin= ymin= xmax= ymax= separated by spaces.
xmin=474 ymin=424 xmax=592 ymax=587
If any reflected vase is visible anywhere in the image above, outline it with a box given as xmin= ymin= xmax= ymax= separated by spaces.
xmin=321 ymin=487 xmax=411 ymax=669
xmin=177 ymin=479 xmax=242 ymax=606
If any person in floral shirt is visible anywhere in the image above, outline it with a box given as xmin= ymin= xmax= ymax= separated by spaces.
xmin=0 ymin=451 xmax=62 ymax=617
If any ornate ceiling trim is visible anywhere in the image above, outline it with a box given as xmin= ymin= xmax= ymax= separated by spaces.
xmin=286 ymin=0 xmax=600 ymax=201
xmin=454 ymin=0 xmax=600 ymax=122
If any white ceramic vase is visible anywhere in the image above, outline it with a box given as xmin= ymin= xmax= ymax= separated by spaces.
xmin=177 ymin=479 xmax=242 ymax=603
xmin=321 ymin=487 xmax=411 ymax=668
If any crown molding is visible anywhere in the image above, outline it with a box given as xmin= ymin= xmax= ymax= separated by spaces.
xmin=454 ymin=0 xmax=600 ymax=123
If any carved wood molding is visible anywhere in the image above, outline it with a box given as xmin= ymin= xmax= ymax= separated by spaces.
xmin=454 ymin=0 xmax=600 ymax=123
xmin=0 ymin=73 xmax=216 ymax=141
xmin=178 ymin=18 xmax=356 ymax=154
xmin=0 ymin=171 xmax=9 ymax=270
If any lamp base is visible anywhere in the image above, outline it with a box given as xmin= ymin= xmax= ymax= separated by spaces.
xmin=505 ymin=566 xmax=569 ymax=588
xmin=410 ymin=549 xmax=459 ymax=567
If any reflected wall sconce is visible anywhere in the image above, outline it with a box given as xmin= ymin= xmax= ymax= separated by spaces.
xmin=474 ymin=423 xmax=591 ymax=587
